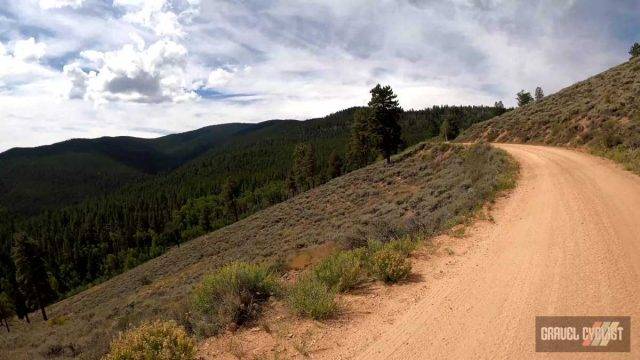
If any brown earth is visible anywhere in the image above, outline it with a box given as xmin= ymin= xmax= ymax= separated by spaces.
xmin=201 ymin=144 xmax=640 ymax=359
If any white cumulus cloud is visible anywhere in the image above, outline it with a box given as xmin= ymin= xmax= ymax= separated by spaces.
xmin=0 ymin=38 xmax=53 ymax=86
xmin=12 ymin=38 xmax=46 ymax=61
xmin=206 ymin=68 xmax=234 ymax=88
xmin=65 ymin=39 xmax=197 ymax=104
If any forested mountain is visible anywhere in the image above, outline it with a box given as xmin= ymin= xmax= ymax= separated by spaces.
xmin=0 ymin=105 xmax=505 ymax=305
xmin=0 ymin=123 xmax=256 ymax=215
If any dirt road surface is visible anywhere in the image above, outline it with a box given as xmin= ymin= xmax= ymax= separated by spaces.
xmin=326 ymin=144 xmax=640 ymax=359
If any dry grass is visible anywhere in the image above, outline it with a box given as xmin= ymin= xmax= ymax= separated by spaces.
xmin=0 ymin=142 xmax=516 ymax=359
xmin=459 ymin=57 xmax=640 ymax=174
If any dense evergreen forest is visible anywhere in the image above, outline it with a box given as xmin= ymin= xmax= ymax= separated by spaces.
xmin=0 ymin=104 xmax=507 ymax=310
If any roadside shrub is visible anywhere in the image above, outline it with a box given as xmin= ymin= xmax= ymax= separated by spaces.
xmin=313 ymin=249 xmax=365 ymax=292
xmin=368 ymin=236 xmax=417 ymax=258
xmin=191 ymin=262 xmax=280 ymax=335
xmin=103 ymin=320 xmax=196 ymax=360
xmin=287 ymin=273 xmax=337 ymax=320
xmin=370 ymin=248 xmax=412 ymax=284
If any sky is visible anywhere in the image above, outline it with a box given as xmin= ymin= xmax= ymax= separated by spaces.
xmin=0 ymin=0 xmax=638 ymax=151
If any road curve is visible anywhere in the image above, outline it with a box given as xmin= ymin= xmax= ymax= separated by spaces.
xmin=352 ymin=144 xmax=640 ymax=359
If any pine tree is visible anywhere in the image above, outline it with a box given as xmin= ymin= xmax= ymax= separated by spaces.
xmin=328 ymin=151 xmax=343 ymax=178
xmin=1 ymin=269 xmax=30 ymax=323
xmin=347 ymin=108 xmax=375 ymax=169
xmin=11 ymin=233 xmax=56 ymax=321
xmin=285 ymin=172 xmax=297 ymax=196
xmin=304 ymin=144 xmax=317 ymax=186
xmin=221 ymin=179 xmax=240 ymax=222
xmin=535 ymin=87 xmax=544 ymax=101
xmin=629 ymin=42 xmax=640 ymax=59
xmin=516 ymin=90 xmax=534 ymax=107
xmin=292 ymin=143 xmax=317 ymax=191
xmin=367 ymin=84 xmax=403 ymax=163
xmin=0 ymin=292 xmax=14 ymax=332
xmin=440 ymin=112 xmax=461 ymax=141
xmin=440 ymin=117 xmax=452 ymax=141
xmin=494 ymin=101 xmax=506 ymax=116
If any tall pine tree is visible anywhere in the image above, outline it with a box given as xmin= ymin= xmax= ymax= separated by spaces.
xmin=328 ymin=151 xmax=343 ymax=178
xmin=516 ymin=90 xmax=534 ymax=107
xmin=347 ymin=108 xmax=376 ymax=169
xmin=292 ymin=143 xmax=317 ymax=191
xmin=222 ymin=179 xmax=240 ymax=222
xmin=12 ymin=233 xmax=56 ymax=321
xmin=440 ymin=117 xmax=452 ymax=141
xmin=367 ymin=84 xmax=403 ymax=163
xmin=535 ymin=87 xmax=544 ymax=101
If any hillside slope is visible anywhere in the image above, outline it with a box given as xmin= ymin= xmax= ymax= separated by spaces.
xmin=0 ymin=105 xmax=503 ymax=302
xmin=1 ymin=105 xmax=502 ymax=215
xmin=460 ymin=57 xmax=640 ymax=172
xmin=0 ymin=142 xmax=516 ymax=359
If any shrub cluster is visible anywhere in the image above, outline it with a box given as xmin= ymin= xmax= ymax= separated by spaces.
xmin=190 ymin=262 xmax=280 ymax=335
xmin=287 ymin=273 xmax=337 ymax=320
xmin=286 ymin=238 xmax=415 ymax=320
xmin=312 ymin=249 xmax=365 ymax=292
xmin=369 ymin=247 xmax=412 ymax=283
xmin=103 ymin=320 xmax=196 ymax=360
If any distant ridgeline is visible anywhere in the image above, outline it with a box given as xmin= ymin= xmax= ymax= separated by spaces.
xmin=0 ymin=105 xmax=505 ymax=303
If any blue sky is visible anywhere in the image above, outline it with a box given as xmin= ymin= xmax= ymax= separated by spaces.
xmin=0 ymin=0 xmax=638 ymax=151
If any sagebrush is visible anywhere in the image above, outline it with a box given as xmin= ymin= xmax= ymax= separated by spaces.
xmin=190 ymin=262 xmax=280 ymax=336
xmin=103 ymin=320 xmax=196 ymax=360
xmin=287 ymin=273 xmax=337 ymax=320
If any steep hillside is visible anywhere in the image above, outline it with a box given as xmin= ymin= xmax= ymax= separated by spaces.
xmin=0 ymin=142 xmax=516 ymax=359
xmin=0 ymin=105 xmax=503 ymax=301
xmin=460 ymin=57 xmax=640 ymax=172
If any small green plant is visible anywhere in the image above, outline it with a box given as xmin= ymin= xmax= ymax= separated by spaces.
xmin=191 ymin=262 xmax=281 ymax=335
xmin=370 ymin=248 xmax=412 ymax=284
xmin=287 ymin=273 xmax=337 ymax=320
xmin=313 ymin=249 xmax=365 ymax=292
xmin=103 ymin=320 xmax=196 ymax=360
